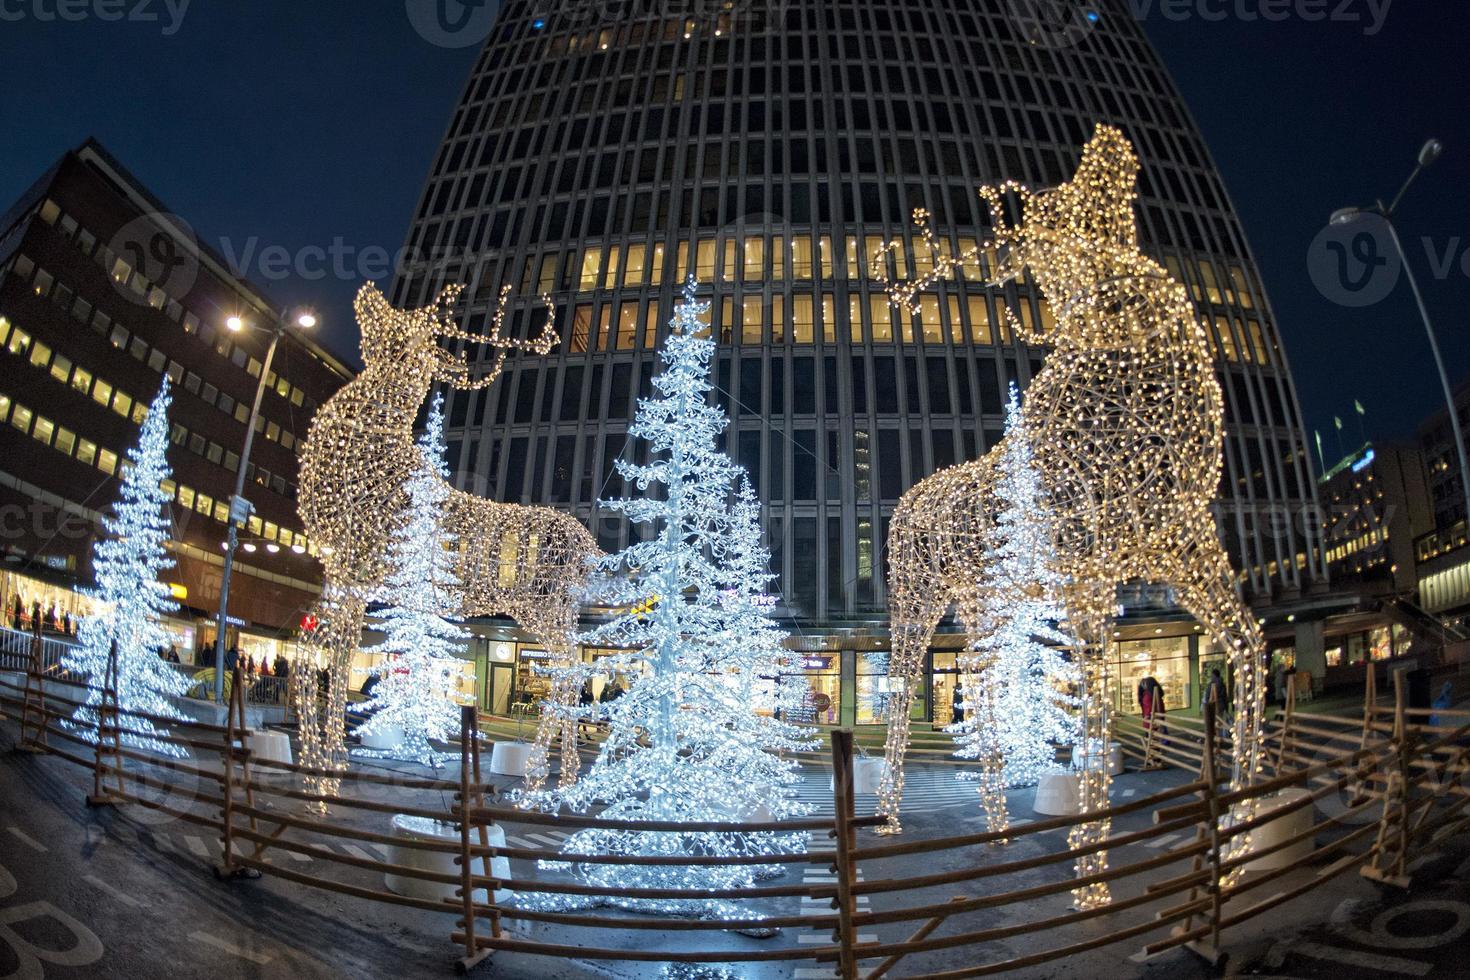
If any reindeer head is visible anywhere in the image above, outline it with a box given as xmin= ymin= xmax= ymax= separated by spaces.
xmin=982 ymin=124 xmax=1141 ymax=342
xmin=353 ymin=281 xmax=557 ymax=394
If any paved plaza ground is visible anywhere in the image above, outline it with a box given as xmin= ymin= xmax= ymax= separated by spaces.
xmin=2 ymin=714 xmax=1469 ymax=980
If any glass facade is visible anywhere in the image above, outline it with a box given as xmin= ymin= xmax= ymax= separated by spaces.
xmin=395 ymin=1 xmax=1324 ymax=663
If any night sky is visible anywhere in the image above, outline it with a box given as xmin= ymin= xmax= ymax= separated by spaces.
xmin=1 ymin=1 xmax=1464 ymax=461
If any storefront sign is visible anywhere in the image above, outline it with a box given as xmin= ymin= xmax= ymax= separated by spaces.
xmin=799 ymin=656 xmax=833 ymax=670
xmin=168 ymin=583 xmax=188 ymax=600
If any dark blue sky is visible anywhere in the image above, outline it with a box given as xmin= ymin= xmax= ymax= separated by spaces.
xmin=1 ymin=1 xmax=1464 ymax=458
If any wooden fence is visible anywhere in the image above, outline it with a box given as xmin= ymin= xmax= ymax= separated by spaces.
xmin=4 ymin=641 xmax=1469 ymax=977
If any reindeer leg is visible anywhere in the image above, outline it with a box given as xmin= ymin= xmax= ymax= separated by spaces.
xmin=524 ymin=613 xmax=582 ymax=797
xmin=294 ymin=585 xmax=363 ymax=808
xmin=879 ymin=611 xmax=944 ymax=835
xmin=321 ymin=593 xmax=364 ymax=796
xmin=956 ymin=602 xmax=1009 ymax=837
xmin=1066 ymin=594 xmax=1116 ymax=909
xmin=1166 ymin=539 xmax=1268 ymax=875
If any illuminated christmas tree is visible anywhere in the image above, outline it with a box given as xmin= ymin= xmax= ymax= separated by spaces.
xmin=950 ymin=386 xmax=1080 ymax=800
xmin=354 ymin=393 xmax=472 ymax=766
xmin=62 ymin=380 xmax=191 ymax=756
xmin=525 ymin=282 xmax=813 ymax=913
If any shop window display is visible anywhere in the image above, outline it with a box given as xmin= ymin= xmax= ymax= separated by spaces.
xmin=784 ymin=654 xmax=840 ymax=725
xmin=931 ymin=651 xmax=962 ymax=727
xmin=1113 ymin=636 xmax=1192 ymax=715
xmin=855 ymin=649 xmax=894 ymax=725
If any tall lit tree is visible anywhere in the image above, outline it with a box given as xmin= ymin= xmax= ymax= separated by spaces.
xmin=355 ymin=393 xmax=472 ymax=766
xmin=62 ymin=380 xmax=191 ymax=756
xmin=525 ymin=281 xmax=813 ymax=913
xmin=950 ymin=385 xmax=1081 ymax=796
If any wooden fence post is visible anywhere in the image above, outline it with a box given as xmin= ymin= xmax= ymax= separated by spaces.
xmin=1272 ymin=672 xmax=1297 ymax=777
xmin=1178 ymin=702 xmax=1225 ymax=966
xmin=215 ymin=664 xmax=260 ymax=879
xmin=18 ymin=619 xmax=49 ymax=753
xmin=456 ymin=704 xmax=492 ymax=974
xmin=86 ymin=640 xmax=121 ymax=806
xmin=1363 ymin=670 xmax=1413 ymax=888
xmin=831 ymin=729 xmax=859 ymax=980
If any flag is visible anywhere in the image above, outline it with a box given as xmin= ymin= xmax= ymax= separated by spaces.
xmin=1354 ymin=399 xmax=1366 ymax=416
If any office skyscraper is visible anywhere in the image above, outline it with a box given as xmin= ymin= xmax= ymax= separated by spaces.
xmin=394 ymin=0 xmax=1325 ymax=722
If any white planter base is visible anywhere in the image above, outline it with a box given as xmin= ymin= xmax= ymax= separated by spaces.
xmin=1033 ymin=772 xmax=1083 ymax=816
xmin=1242 ymin=788 xmax=1314 ymax=871
xmin=245 ymin=730 xmax=293 ymax=766
xmin=384 ymin=814 xmax=511 ymax=905
xmin=829 ymin=757 xmax=885 ymax=795
xmin=490 ymin=741 xmax=532 ymax=776
xmin=358 ymin=725 xmax=404 ymax=752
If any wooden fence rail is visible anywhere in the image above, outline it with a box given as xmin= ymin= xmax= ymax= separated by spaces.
xmin=3 ymin=660 xmax=1468 ymax=976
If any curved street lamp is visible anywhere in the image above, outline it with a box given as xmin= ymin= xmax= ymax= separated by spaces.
xmin=211 ymin=309 xmax=316 ymax=704
xmin=1330 ymin=140 xmax=1469 ymax=531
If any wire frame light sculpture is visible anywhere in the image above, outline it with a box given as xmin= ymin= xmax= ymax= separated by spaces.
xmin=876 ymin=125 xmax=1266 ymax=907
xmin=295 ymin=283 xmax=598 ymax=797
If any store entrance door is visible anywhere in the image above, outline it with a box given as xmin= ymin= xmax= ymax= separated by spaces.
xmin=487 ymin=663 xmax=513 ymax=716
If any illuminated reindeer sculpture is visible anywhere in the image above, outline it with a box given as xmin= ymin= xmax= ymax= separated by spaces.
xmin=295 ymin=283 xmax=597 ymax=796
xmin=877 ymin=126 xmax=1265 ymax=907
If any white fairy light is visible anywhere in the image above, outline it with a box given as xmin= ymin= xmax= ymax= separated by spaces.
xmin=353 ymin=393 xmax=473 ymax=767
xmin=947 ymin=384 xmax=1081 ymax=833
xmin=62 ymin=380 xmax=191 ymax=756
xmin=521 ymin=281 xmax=815 ymax=915
xmin=879 ymin=125 xmax=1268 ymax=909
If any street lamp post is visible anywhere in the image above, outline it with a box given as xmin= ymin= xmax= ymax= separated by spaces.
xmin=1331 ymin=139 xmax=1470 ymax=531
xmin=211 ymin=311 xmax=315 ymax=705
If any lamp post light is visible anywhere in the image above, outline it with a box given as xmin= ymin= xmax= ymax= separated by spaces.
xmin=211 ymin=310 xmax=316 ymax=704
xmin=1330 ymin=139 xmax=1470 ymax=529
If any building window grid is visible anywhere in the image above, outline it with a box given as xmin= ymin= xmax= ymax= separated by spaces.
xmin=399 ymin=6 xmax=1322 ymax=606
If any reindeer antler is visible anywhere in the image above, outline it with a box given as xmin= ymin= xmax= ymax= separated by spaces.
xmin=874 ymin=207 xmax=1004 ymax=316
xmin=434 ymin=284 xmax=558 ymax=392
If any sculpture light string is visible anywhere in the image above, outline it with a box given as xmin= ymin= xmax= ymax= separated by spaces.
xmin=295 ymin=282 xmax=597 ymax=799
xmin=876 ymin=125 xmax=1267 ymax=908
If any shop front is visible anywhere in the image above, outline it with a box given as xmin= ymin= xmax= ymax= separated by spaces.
xmin=1 ymin=567 xmax=98 ymax=637
xmin=1112 ymin=634 xmax=1196 ymax=716
xmin=782 ymin=653 xmax=842 ymax=726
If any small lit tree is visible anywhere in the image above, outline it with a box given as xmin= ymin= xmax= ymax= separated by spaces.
xmin=354 ymin=393 xmax=472 ymax=766
xmin=525 ymin=282 xmax=813 ymax=913
xmin=950 ymin=385 xmax=1080 ymax=798
xmin=62 ymin=380 xmax=191 ymax=756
